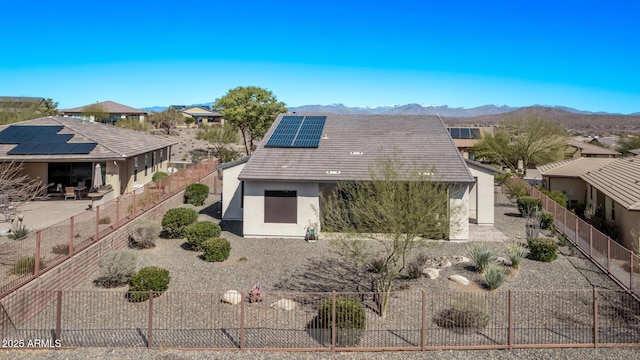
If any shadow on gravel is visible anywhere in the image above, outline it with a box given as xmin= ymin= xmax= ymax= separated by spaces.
xmin=200 ymin=201 xmax=222 ymax=220
xmin=219 ymin=220 xmax=243 ymax=237
xmin=273 ymin=257 xmax=371 ymax=293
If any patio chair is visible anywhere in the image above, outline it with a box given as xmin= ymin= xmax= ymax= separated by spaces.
xmin=64 ymin=187 xmax=76 ymax=201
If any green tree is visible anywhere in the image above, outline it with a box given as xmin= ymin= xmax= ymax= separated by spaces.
xmin=81 ymin=104 xmax=109 ymax=123
xmin=114 ymin=118 xmax=152 ymax=131
xmin=151 ymin=108 xmax=184 ymax=135
xmin=184 ymin=117 xmax=195 ymax=128
xmin=320 ymin=156 xmax=455 ymax=317
xmin=616 ymin=135 xmax=640 ymax=156
xmin=472 ymin=113 xmax=566 ymax=176
xmin=196 ymin=122 xmax=240 ymax=161
xmin=214 ymin=86 xmax=287 ymax=155
xmin=0 ymin=97 xmax=58 ymax=124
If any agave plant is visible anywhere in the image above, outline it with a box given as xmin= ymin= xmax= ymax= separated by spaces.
xmin=467 ymin=243 xmax=498 ymax=274
xmin=507 ymin=242 xmax=527 ymax=269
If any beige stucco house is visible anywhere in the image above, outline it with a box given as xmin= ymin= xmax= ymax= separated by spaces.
xmin=581 ymin=158 xmax=640 ymax=252
xmin=181 ymin=106 xmax=224 ymax=126
xmin=565 ymin=138 xmax=620 ymax=159
xmin=218 ymin=114 xmax=499 ymax=241
xmin=0 ymin=116 xmax=177 ymax=197
xmin=60 ymin=101 xmax=148 ymax=125
xmin=537 ymin=158 xmax=617 ymax=207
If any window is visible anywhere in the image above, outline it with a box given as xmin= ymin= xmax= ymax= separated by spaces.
xmin=264 ymin=190 xmax=297 ymax=223
xmin=133 ymin=157 xmax=138 ymax=181
xmin=611 ymin=201 xmax=616 ymax=221
xmin=151 ymin=151 xmax=156 ymax=173
xmin=144 ymin=154 xmax=149 ymax=176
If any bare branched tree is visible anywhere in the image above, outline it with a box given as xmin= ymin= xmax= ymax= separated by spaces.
xmin=0 ymin=162 xmax=48 ymax=221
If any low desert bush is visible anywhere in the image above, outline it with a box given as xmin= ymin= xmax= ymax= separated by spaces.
xmin=8 ymin=224 xmax=29 ymax=240
xmin=436 ymin=294 xmax=491 ymax=329
xmin=161 ymin=207 xmax=198 ymax=238
xmin=95 ymin=250 xmax=137 ymax=288
xmin=540 ymin=211 xmax=554 ymax=230
xmin=51 ymin=243 xmax=70 ymax=255
xmin=484 ymin=263 xmax=509 ymax=291
xmin=517 ymin=196 xmax=542 ymax=216
xmin=8 ymin=256 xmax=45 ymax=275
xmin=406 ymin=251 xmax=430 ymax=279
xmin=317 ymin=296 xmax=366 ymax=347
xmin=129 ymin=220 xmax=163 ymax=249
xmin=503 ymin=177 xmax=528 ymax=200
xmin=98 ymin=216 xmax=112 ymax=225
xmin=527 ymin=237 xmax=558 ymax=262
xmin=184 ymin=183 xmax=209 ymax=206
xmin=152 ymin=171 xmax=168 ymax=182
xmin=467 ymin=243 xmax=498 ymax=274
xmin=368 ymin=256 xmax=386 ymax=274
xmin=185 ymin=221 xmax=222 ymax=251
xmin=540 ymin=188 xmax=568 ymax=208
xmin=128 ymin=266 xmax=171 ymax=302
xmin=201 ymin=237 xmax=231 ymax=262
xmin=506 ymin=242 xmax=527 ymax=269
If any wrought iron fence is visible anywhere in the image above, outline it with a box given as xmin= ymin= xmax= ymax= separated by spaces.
xmin=0 ymin=289 xmax=638 ymax=351
xmin=0 ymin=161 xmax=218 ymax=297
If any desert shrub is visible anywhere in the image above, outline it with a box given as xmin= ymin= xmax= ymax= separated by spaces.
xmin=503 ymin=177 xmax=528 ymax=200
xmin=51 ymin=243 xmax=70 ymax=255
xmin=98 ymin=216 xmax=112 ymax=225
xmin=152 ymin=171 xmax=168 ymax=182
xmin=161 ymin=207 xmax=198 ymax=238
xmin=317 ymin=296 xmax=366 ymax=347
xmin=540 ymin=211 xmax=554 ymax=230
xmin=484 ymin=263 xmax=509 ymax=291
xmin=129 ymin=220 xmax=162 ymax=249
xmin=184 ymin=183 xmax=209 ymax=206
xmin=95 ymin=250 xmax=137 ymax=288
xmin=368 ymin=256 xmax=386 ymax=274
xmin=467 ymin=243 xmax=498 ymax=274
xmin=406 ymin=251 xmax=430 ymax=279
xmin=436 ymin=294 xmax=491 ymax=329
xmin=494 ymin=172 xmax=511 ymax=184
xmin=128 ymin=266 xmax=171 ymax=302
xmin=540 ymin=188 xmax=568 ymax=208
xmin=507 ymin=242 xmax=527 ymax=269
xmin=217 ymin=148 xmax=242 ymax=163
xmin=517 ymin=196 xmax=542 ymax=216
xmin=185 ymin=221 xmax=222 ymax=251
xmin=8 ymin=257 xmax=45 ymax=275
xmin=201 ymin=237 xmax=231 ymax=262
xmin=8 ymin=225 xmax=29 ymax=240
xmin=527 ymin=238 xmax=558 ymax=262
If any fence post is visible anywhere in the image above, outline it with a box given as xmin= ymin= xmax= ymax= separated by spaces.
xmin=55 ymin=290 xmax=62 ymax=341
xmin=593 ymin=288 xmax=598 ymax=348
xmin=562 ymin=206 xmax=566 ymax=231
xmin=34 ymin=230 xmax=41 ymax=278
xmin=575 ymin=215 xmax=579 ymax=243
xmin=240 ymin=292 xmax=245 ymax=350
xmin=589 ymin=226 xmax=593 ymax=258
xmin=95 ymin=205 xmax=100 ymax=242
xmin=607 ymin=239 xmax=611 ymax=272
xmin=69 ymin=216 xmax=74 ymax=257
xmin=421 ymin=290 xmax=426 ymax=351
xmin=630 ymin=252 xmax=634 ymax=291
xmin=331 ymin=291 xmax=336 ymax=352
xmin=116 ymin=197 xmax=120 ymax=229
xmin=132 ymin=191 xmax=136 ymax=219
xmin=508 ymin=289 xmax=513 ymax=351
xmin=148 ymin=290 xmax=153 ymax=348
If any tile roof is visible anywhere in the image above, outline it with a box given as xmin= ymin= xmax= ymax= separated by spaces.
xmin=61 ymin=101 xmax=147 ymax=114
xmin=580 ymin=158 xmax=640 ymax=211
xmin=183 ymin=107 xmax=222 ymax=117
xmin=566 ymin=138 xmax=620 ymax=156
xmin=0 ymin=116 xmax=177 ymax=161
xmin=214 ymin=156 xmax=250 ymax=171
xmin=537 ymin=157 xmax=618 ymax=177
xmin=465 ymin=159 xmax=505 ymax=174
xmin=239 ymin=113 xmax=474 ymax=183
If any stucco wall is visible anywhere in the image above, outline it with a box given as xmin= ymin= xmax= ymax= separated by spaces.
xmin=547 ymin=177 xmax=587 ymax=204
xmin=616 ymin=207 xmax=640 ymax=252
xmin=221 ymin=163 xmax=246 ymax=220
xmin=449 ymin=184 xmax=470 ymax=241
xmin=243 ymin=181 xmax=320 ymax=238
xmin=468 ymin=167 xmax=494 ymax=225
xmin=20 ymin=163 xmax=47 ymax=186
xmin=121 ymin=147 xmax=171 ymax=194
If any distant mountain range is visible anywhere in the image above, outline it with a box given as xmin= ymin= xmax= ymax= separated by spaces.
xmin=143 ymin=103 xmax=638 ymax=117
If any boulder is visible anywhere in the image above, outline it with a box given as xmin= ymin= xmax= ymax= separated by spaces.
xmin=270 ymin=298 xmax=297 ymax=311
xmin=422 ymin=267 xmax=440 ymax=279
xmin=453 ymin=256 xmax=471 ymax=263
xmin=448 ymin=275 xmax=470 ymax=286
xmin=439 ymin=260 xmax=452 ymax=269
xmin=221 ymin=290 xmax=242 ymax=305
xmin=496 ymin=256 xmax=509 ymax=266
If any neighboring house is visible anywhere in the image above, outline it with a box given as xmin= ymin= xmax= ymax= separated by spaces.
xmin=537 ymin=158 xmax=617 ymax=207
xmin=446 ymin=126 xmax=489 ymax=159
xmin=220 ymin=113 xmax=499 ymax=241
xmin=581 ymin=158 xmax=640 ymax=252
xmin=565 ymin=138 xmax=620 ymax=158
xmin=181 ymin=106 xmax=223 ymax=125
xmin=60 ymin=101 xmax=148 ymax=124
xmin=0 ymin=116 xmax=177 ymax=196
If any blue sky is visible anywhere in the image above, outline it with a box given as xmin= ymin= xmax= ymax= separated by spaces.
xmin=1 ymin=1 xmax=638 ymax=113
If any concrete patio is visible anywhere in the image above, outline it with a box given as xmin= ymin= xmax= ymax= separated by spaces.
xmin=0 ymin=199 xmax=91 ymax=235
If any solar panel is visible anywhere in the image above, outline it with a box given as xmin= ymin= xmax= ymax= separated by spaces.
xmin=0 ymin=126 xmax=66 ymax=144
xmin=448 ymin=127 xmax=482 ymax=139
xmin=265 ymin=116 xmax=304 ymax=147
xmin=292 ymin=116 xmax=326 ymax=147
xmin=8 ymin=142 xmax=98 ymax=155
xmin=470 ymin=128 xmax=481 ymax=139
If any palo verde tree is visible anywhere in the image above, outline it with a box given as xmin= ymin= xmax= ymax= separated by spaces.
xmin=151 ymin=108 xmax=184 ymax=135
xmin=81 ymin=103 xmax=109 ymax=123
xmin=320 ymin=156 xmax=455 ymax=317
xmin=472 ymin=113 xmax=566 ymax=176
xmin=214 ymin=86 xmax=287 ymax=155
xmin=0 ymin=98 xmax=58 ymax=125
xmin=195 ymin=122 xmax=240 ymax=162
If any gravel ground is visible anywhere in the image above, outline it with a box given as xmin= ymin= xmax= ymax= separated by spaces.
xmin=6 ymin=186 xmax=639 ymax=358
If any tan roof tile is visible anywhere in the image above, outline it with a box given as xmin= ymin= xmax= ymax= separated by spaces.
xmin=580 ymin=158 xmax=640 ymax=210
xmin=537 ymin=158 xmax=617 ymax=177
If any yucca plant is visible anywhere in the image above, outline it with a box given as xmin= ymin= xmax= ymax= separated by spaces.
xmin=484 ymin=263 xmax=509 ymax=291
xmin=507 ymin=242 xmax=527 ymax=269
xmin=467 ymin=243 xmax=498 ymax=274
